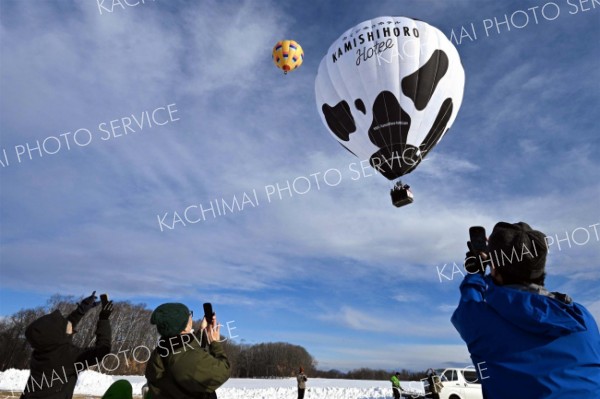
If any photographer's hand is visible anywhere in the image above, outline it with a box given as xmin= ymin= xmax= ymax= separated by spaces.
xmin=207 ymin=314 xmax=221 ymax=343
xmin=464 ymin=243 xmax=487 ymax=275
xmin=77 ymin=291 xmax=99 ymax=314
xmin=99 ymin=301 xmax=114 ymax=320
xmin=68 ymin=291 xmax=99 ymax=326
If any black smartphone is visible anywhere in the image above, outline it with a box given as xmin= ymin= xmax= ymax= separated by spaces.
xmin=469 ymin=226 xmax=488 ymax=253
xmin=203 ymin=303 xmax=214 ymax=325
xmin=100 ymin=294 xmax=109 ymax=306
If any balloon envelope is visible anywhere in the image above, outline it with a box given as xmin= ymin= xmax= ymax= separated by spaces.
xmin=315 ymin=16 xmax=465 ymax=180
xmin=273 ymin=40 xmax=304 ymax=74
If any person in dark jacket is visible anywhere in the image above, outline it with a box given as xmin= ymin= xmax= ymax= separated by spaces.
xmin=451 ymin=222 xmax=600 ymax=399
xmin=144 ymin=303 xmax=230 ymax=399
xmin=20 ymin=291 xmax=113 ymax=399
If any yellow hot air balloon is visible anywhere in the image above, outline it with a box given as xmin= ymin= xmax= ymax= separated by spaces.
xmin=272 ymin=40 xmax=304 ymax=74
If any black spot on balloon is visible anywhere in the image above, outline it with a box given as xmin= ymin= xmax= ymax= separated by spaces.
xmin=419 ymin=98 xmax=454 ymax=156
xmin=368 ymin=91 xmax=411 ymax=149
xmin=355 ymin=99 xmax=366 ymax=115
xmin=401 ymin=49 xmax=449 ymax=111
xmin=370 ymin=145 xmax=420 ymax=180
xmin=366 ymin=91 xmax=416 ymax=180
xmin=321 ymin=101 xmax=356 ymax=142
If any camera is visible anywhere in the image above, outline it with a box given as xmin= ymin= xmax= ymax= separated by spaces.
xmin=466 ymin=226 xmax=490 ymax=274
xmin=391 ymin=181 xmax=414 ymax=208
xmin=468 ymin=226 xmax=488 ymax=255
xmin=203 ymin=303 xmax=214 ymax=326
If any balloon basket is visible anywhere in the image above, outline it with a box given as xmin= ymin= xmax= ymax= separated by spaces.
xmin=391 ymin=181 xmax=414 ymax=208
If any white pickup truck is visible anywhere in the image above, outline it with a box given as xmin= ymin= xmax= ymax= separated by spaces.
xmin=425 ymin=368 xmax=483 ymax=399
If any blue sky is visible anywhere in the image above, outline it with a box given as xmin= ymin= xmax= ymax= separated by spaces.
xmin=0 ymin=0 xmax=598 ymax=371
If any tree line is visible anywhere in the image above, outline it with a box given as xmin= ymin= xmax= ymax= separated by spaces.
xmin=0 ymin=296 xmax=425 ymax=380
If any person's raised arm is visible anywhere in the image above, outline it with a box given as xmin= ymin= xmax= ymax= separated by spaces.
xmin=74 ymin=301 xmax=113 ymax=368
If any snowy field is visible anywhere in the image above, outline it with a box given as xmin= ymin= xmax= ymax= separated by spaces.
xmin=0 ymin=369 xmax=425 ymax=398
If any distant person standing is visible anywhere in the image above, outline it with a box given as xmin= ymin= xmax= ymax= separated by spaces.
xmin=390 ymin=372 xmax=402 ymax=399
xmin=296 ymin=367 xmax=307 ymax=399
xmin=425 ymin=369 xmax=442 ymax=399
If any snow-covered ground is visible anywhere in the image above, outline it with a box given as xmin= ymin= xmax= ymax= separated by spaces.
xmin=0 ymin=369 xmax=425 ymax=398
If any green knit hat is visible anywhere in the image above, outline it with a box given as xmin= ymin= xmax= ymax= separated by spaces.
xmin=101 ymin=380 xmax=132 ymax=399
xmin=150 ymin=303 xmax=190 ymax=337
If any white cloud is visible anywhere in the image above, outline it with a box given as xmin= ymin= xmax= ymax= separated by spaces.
xmin=318 ymin=305 xmax=459 ymax=340
xmin=318 ymin=344 xmax=472 ymax=371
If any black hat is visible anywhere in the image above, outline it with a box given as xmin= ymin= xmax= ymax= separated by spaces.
xmin=488 ymin=222 xmax=547 ymax=281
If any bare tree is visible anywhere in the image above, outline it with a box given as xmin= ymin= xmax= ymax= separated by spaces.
xmin=1 ymin=297 xmax=427 ymax=380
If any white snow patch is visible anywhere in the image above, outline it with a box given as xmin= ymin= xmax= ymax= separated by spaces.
xmin=0 ymin=369 xmax=425 ymax=398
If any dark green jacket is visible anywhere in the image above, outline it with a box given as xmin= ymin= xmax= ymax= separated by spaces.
xmin=145 ymin=332 xmax=230 ymax=399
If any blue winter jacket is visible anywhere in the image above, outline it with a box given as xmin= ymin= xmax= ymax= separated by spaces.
xmin=451 ymin=274 xmax=600 ymax=399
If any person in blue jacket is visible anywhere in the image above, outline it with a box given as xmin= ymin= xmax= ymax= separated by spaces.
xmin=451 ymin=222 xmax=600 ymax=399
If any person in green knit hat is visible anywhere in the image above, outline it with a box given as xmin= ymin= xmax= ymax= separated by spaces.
xmin=144 ymin=303 xmax=230 ymax=399
xmin=101 ymin=380 xmax=133 ymax=399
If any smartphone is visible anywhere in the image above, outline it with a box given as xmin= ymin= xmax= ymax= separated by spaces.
xmin=100 ymin=294 xmax=109 ymax=306
xmin=203 ymin=303 xmax=214 ymax=326
xmin=469 ymin=226 xmax=488 ymax=253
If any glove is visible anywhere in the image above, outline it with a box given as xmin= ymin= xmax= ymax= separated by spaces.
xmin=464 ymin=250 xmax=485 ymax=275
xmin=99 ymin=301 xmax=114 ymax=320
xmin=76 ymin=291 xmax=99 ymax=315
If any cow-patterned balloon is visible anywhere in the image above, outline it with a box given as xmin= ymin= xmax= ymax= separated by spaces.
xmin=315 ymin=16 xmax=465 ymax=180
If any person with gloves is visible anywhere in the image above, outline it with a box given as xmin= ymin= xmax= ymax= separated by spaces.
xmin=451 ymin=222 xmax=600 ymax=398
xmin=144 ymin=303 xmax=230 ymax=399
xmin=20 ymin=291 xmax=113 ymax=399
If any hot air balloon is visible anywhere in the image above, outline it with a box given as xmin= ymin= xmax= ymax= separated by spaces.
xmin=273 ymin=40 xmax=304 ymax=74
xmin=315 ymin=16 xmax=465 ymax=207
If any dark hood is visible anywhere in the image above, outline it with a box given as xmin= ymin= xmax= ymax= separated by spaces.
xmin=485 ymin=277 xmax=588 ymax=337
xmin=25 ymin=310 xmax=72 ymax=351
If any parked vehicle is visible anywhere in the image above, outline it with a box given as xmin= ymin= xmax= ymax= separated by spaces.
xmin=421 ymin=368 xmax=482 ymax=399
